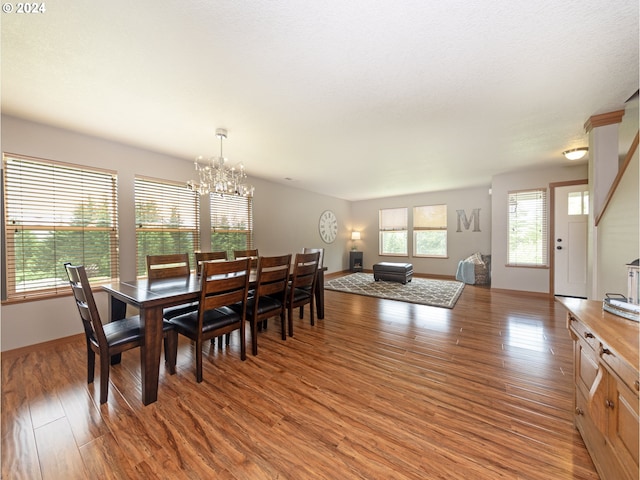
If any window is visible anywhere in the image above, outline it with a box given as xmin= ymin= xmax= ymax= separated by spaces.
xmin=379 ymin=208 xmax=408 ymax=256
xmin=413 ymin=204 xmax=447 ymax=257
xmin=135 ymin=177 xmax=200 ymax=276
xmin=210 ymin=195 xmax=254 ymax=259
xmin=508 ymin=188 xmax=548 ymax=267
xmin=3 ymin=154 xmax=118 ymax=300
xmin=568 ymin=190 xmax=589 ymax=215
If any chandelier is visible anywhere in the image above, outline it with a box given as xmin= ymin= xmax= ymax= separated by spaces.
xmin=187 ymin=128 xmax=255 ymax=197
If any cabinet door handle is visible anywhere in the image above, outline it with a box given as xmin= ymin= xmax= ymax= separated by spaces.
xmin=606 ymin=400 xmax=615 ymax=409
xmin=575 ymin=407 xmax=584 ymax=415
xmin=584 ymin=332 xmax=594 ymax=339
xmin=600 ymin=346 xmax=612 ymax=356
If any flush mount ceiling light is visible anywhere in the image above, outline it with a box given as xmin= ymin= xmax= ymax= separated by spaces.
xmin=187 ymin=128 xmax=254 ymax=197
xmin=562 ymin=147 xmax=589 ymax=161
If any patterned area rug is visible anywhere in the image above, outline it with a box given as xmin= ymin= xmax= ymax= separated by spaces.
xmin=325 ymin=272 xmax=465 ymax=309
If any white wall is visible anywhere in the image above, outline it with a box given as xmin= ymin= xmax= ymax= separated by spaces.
xmin=250 ymin=178 xmax=351 ymax=273
xmin=596 ymin=147 xmax=639 ymax=299
xmin=351 ymin=187 xmax=492 ymax=277
xmin=0 ymin=115 xmax=350 ymax=351
xmin=490 ymin=164 xmax=588 ymax=293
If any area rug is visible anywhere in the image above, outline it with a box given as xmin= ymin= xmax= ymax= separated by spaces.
xmin=325 ymin=273 xmax=465 ymax=309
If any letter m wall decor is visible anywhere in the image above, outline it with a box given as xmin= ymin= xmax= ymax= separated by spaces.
xmin=456 ymin=208 xmax=481 ymax=232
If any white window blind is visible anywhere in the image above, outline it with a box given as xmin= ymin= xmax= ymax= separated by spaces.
xmin=3 ymin=153 xmax=119 ymax=300
xmin=507 ymin=188 xmax=548 ymax=267
xmin=379 ymin=207 xmax=408 ymax=256
xmin=413 ymin=204 xmax=447 ymax=257
xmin=135 ymin=176 xmax=200 ymax=276
xmin=210 ymin=195 xmax=254 ymax=259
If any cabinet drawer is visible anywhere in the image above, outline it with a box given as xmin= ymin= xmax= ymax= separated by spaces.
xmin=568 ymin=314 xmax=599 ymax=351
xmin=601 ymin=347 xmax=640 ymax=395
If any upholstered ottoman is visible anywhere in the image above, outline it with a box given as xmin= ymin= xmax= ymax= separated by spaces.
xmin=373 ymin=262 xmax=414 ymax=284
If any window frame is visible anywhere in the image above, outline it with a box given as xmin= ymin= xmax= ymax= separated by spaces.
xmin=413 ymin=204 xmax=448 ymax=258
xmin=134 ymin=176 xmax=200 ymax=277
xmin=3 ymin=153 xmax=119 ymax=300
xmin=507 ymin=188 xmax=549 ymax=268
xmin=378 ymin=207 xmax=408 ymax=256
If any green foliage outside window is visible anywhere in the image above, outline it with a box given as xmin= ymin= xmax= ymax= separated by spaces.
xmin=380 ymin=231 xmax=407 ymax=255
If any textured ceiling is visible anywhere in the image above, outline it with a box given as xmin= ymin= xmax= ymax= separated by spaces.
xmin=2 ymin=0 xmax=638 ymax=200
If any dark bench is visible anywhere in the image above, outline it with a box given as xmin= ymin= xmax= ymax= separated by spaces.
xmin=373 ymin=262 xmax=413 ymax=284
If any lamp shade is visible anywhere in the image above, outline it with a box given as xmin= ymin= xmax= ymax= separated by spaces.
xmin=351 ymin=231 xmax=361 ymax=240
xmin=563 ymin=147 xmax=588 ymax=161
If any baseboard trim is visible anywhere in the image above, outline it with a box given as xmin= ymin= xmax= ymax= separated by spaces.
xmin=1 ymin=333 xmax=84 ymax=359
xmin=490 ymin=288 xmax=553 ymax=299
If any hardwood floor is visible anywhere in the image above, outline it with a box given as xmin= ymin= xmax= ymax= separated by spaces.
xmin=1 ymin=284 xmax=599 ymax=479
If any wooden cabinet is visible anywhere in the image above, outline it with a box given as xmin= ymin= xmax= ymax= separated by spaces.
xmin=558 ymin=298 xmax=639 ymax=480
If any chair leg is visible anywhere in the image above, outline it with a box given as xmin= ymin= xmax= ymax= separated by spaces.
xmin=309 ymin=300 xmax=315 ymax=326
xmin=225 ymin=333 xmax=231 ymax=346
xmin=164 ymin=330 xmax=177 ymax=375
xmin=87 ymin=346 xmax=95 ymax=384
xmin=99 ymin=354 xmax=110 ymax=404
xmin=195 ymin=339 xmax=203 ymax=383
xmin=299 ymin=305 xmax=304 ymax=319
xmin=218 ymin=336 xmax=223 ymax=348
xmin=239 ymin=327 xmax=246 ymax=361
xmin=280 ymin=313 xmax=286 ymax=341
xmin=251 ymin=320 xmax=258 ymax=356
xmin=110 ymin=353 xmax=122 ymax=365
xmin=287 ymin=307 xmax=294 ymax=337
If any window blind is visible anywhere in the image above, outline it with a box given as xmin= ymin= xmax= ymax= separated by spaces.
xmin=3 ymin=153 xmax=118 ymax=300
xmin=210 ymin=194 xmax=253 ymax=259
xmin=135 ymin=176 xmax=200 ymax=276
xmin=379 ymin=208 xmax=407 ymax=231
xmin=413 ymin=204 xmax=447 ymax=230
xmin=507 ymin=188 xmax=548 ymax=266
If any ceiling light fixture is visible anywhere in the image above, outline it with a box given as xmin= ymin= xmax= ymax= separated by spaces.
xmin=562 ymin=147 xmax=589 ymax=161
xmin=187 ymin=128 xmax=254 ymax=197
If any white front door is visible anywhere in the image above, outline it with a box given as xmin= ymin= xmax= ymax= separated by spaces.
xmin=554 ymin=184 xmax=588 ymax=298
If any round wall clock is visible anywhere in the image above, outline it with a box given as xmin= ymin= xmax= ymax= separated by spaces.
xmin=318 ymin=210 xmax=338 ymax=244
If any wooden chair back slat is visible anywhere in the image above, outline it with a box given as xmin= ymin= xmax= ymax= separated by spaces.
xmin=234 ymin=249 xmax=258 ymax=268
xmin=195 ymin=251 xmax=228 ymax=274
xmin=255 ymin=254 xmax=291 ymax=299
xmin=200 ymin=258 xmax=251 ymax=312
xmin=302 ymin=247 xmax=324 ymax=269
xmin=147 ymin=253 xmax=191 ymax=279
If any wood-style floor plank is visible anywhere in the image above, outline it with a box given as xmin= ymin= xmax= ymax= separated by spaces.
xmin=1 ymin=282 xmax=600 ymax=479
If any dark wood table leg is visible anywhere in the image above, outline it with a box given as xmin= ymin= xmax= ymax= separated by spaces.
xmin=315 ymin=269 xmax=325 ymax=320
xmin=140 ymin=305 xmax=163 ymax=405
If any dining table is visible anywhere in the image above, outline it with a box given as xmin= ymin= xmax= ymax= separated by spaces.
xmin=102 ymin=266 xmax=326 ymax=405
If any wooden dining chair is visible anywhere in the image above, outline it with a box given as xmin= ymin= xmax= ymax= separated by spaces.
xmin=234 ymin=249 xmax=258 ymax=268
xmin=65 ymin=263 xmax=177 ymax=404
xmin=235 ymin=254 xmax=291 ymax=355
xmin=146 ymin=253 xmax=198 ymax=319
xmin=286 ymin=251 xmax=320 ymax=337
xmin=302 ymin=247 xmax=324 ymax=269
xmin=195 ymin=251 xmax=228 ymax=272
xmin=168 ymin=258 xmax=251 ymax=382
xmin=196 ymin=251 xmax=230 ymax=347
